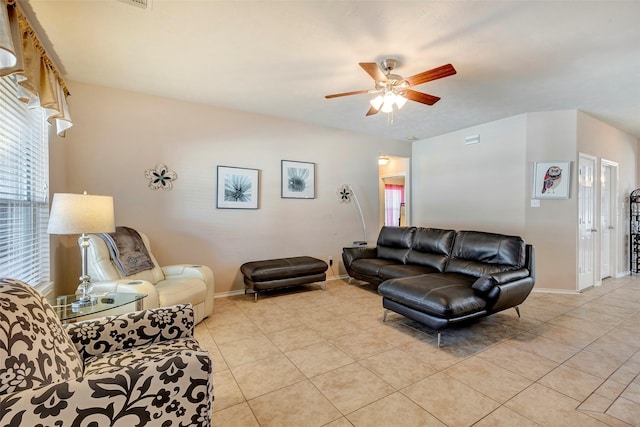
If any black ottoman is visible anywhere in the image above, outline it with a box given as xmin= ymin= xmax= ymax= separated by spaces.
xmin=240 ymin=256 xmax=328 ymax=301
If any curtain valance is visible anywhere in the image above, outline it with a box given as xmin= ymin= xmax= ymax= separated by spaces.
xmin=0 ymin=0 xmax=72 ymax=136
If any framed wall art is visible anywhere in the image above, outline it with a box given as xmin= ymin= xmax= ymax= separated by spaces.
xmin=532 ymin=161 xmax=571 ymax=199
xmin=281 ymin=160 xmax=315 ymax=199
xmin=216 ymin=166 xmax=259 ymax=209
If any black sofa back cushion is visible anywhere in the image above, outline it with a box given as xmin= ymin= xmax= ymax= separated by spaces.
xmin=445 ymin=230 xmax=526 ymax=278
xmin=406 ymin=227 xmax=456 ymax=272
xmin=376 ymin=226 xmax=416 ymax=263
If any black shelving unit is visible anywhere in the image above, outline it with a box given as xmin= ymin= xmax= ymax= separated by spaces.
xmin=630 ymin=189 xmax=640 ymax=273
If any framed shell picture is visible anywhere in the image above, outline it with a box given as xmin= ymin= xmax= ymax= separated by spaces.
xmin=281 ymin=160 xmax=315 ymax=199
xmin=216 ymin=166 xmax=259 ymax=209
xmin=532 ymin=161 xmax=571 ymax=199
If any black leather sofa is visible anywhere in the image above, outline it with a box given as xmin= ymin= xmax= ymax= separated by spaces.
xmin=342 ymin=226 xmax=535 ymax=346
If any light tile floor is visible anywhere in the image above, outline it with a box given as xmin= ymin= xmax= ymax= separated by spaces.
xmin=196 ymin=276 xmax=640 ymax=426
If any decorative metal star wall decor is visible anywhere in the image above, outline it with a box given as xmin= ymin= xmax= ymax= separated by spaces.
xmin=144 ymin=163 xmax=177 ymax=190
xmin=337 ymin=184 xmax=353 ymax=203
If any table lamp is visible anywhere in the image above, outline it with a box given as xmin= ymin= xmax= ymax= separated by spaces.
xmin=47 ymin=192 xmax=115 ymax=308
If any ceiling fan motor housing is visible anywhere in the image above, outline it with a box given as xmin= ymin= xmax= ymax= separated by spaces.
xmin=380 ymin=58 xmax=399 ymax=73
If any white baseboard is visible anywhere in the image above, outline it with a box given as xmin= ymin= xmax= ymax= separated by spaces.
xmin=214 ymin=289 xmax=246 ymax=299
xmin=616 ymin=271 xmax=630 ymax=278
xmin=532 ymin=287 xmax=580 ymax=295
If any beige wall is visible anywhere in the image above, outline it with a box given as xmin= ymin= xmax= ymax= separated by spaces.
xmin=49 ymin=81 xmax=410 ymax=296
xmin=412 ymin=114 xmax=528 ymax=234
xmin=412 ymin=110 xmax=638 ymax=292
xmin=524 ymin=110 xmax=579 ymax=291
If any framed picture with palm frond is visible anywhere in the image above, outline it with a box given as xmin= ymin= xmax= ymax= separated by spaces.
xmin=281 ymin=160 xmax=315 ymax=199
xmin=216 ymin=166 xmax=259 ymax=209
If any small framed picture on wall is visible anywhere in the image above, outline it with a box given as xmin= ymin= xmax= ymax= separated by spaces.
xmin=281 ymin=160 xmax=315 ymax=199
xmin=216 ymin=166 xmax=260 ymax=209
xmin=532 ymin=161 xmax=571 ymax=199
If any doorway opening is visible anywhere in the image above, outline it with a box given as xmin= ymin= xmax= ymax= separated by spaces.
xmin=379 ymin=156 xmax=410 ymax=229
xmin=382 ymin=176 xmax=405 ymax=226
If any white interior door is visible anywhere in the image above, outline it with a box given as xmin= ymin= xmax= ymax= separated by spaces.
xmin=600 ymin=160 xmax=618 ymax=280
xmin=578 ymin=154 xmax=597 ymax=291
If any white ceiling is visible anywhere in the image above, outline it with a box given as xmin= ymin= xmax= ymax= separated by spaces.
xmin=24 ymin=0 xmax=640 ymax=142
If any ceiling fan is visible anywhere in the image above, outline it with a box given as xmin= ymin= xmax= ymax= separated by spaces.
xmin=325 ymin=59 xmax=456 ymax=116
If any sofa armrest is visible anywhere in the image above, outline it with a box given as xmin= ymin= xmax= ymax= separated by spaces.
xmin=489 ymin=277 xmax=535 ymax=312
xmin=0 ymin=340 xmax=212 ymax=427
xmin=64 ymin=304 xmax=195 ymax=360
xmin=162 ymin=264 xmax=214 ymax=318
xmin=490 ymin=268 xmax=531 ymax=284
xmin=342 ymin=246 xmax=377 ymax=266
xmin=162 ymin=264 xmax=212 ymax=282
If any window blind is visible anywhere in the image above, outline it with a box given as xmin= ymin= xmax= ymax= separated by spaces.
xmin=0 ymin=74 xmax=50 ymax=286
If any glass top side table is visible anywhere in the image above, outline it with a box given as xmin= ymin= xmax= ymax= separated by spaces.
xmin=50 ymin=292 xmax=147 ymax=322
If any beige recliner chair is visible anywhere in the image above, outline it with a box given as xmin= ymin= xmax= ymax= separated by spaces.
xmin=84 ymin=229 xmax=214 ymax=324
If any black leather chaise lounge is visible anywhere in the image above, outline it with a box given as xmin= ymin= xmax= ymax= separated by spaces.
xmin=342 ymin=226 xmax=535 ymax=346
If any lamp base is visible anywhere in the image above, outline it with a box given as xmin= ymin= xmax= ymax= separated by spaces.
xmin=71 ymin=296 xmax=97 ymax=310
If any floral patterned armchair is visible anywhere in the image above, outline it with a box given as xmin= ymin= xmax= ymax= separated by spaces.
xmin=0 ymin=278 xmax=213 ymax=427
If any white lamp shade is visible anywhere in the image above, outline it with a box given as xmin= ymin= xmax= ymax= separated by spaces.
xmin=47 ymin=193 xmax=116 ymax=235
xmin=395 ymin=94 xmax=408 ymax=109
xmin=369 ymin=95 xmax=384 ymax=110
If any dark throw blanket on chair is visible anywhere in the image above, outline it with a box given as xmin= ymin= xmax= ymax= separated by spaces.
xmin=97 ymin=226 xmax=155 ymax=276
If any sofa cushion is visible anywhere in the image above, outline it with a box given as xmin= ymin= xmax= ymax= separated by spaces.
xmin=445 ymin=231 xmax=526 ymax=278
xmin=378 ymin=274 xmax=486 ymax=318
xmin=378 ymin=264 xmax=440 ymax=280
xmin=406 ymin=228 xmax=456 ymax=272
xmin=376 ymin=226 xmax=416 ymax=263
xmin=351 ymin=258 xmax=401 ymax=277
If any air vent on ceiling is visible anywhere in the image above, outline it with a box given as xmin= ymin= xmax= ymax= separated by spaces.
xmin=118 ymin=0 xmax=151 ymax=9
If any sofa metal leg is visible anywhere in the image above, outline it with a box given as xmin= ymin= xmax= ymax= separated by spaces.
xmin=437 ymin=332 xmax=441 ymax=348
xmin=383 ymin=309 xmax=389 ymax=322
xmin=514 ymin=306 xmax=521 ymax=318
xmin=254 ymin=292 xmax=258 ymax=303
xmin=322 ymin=281 xmax=326 ymax=292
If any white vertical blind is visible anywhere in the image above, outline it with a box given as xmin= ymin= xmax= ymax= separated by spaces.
xmin=0 ymin=74 xmax=49 ymax=286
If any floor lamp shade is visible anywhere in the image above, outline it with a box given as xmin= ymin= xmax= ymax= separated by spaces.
xmin=47 ymin=193 xmax=115 ymax=235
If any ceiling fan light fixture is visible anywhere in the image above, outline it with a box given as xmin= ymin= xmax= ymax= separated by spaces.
xmin=395 ymin=94 xmax=408 ymax=109
xmin=369 ymin=95 xmax=384 ymax=110
xmin=381 ymin=92 xmax=396 ymax=113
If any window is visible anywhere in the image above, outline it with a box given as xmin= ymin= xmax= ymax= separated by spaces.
xmin=0 ymin=74 xmax=50 ymax=286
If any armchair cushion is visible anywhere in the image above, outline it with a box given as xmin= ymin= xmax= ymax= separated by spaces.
xmin=0 ymin=278 xmax=83 ymax=395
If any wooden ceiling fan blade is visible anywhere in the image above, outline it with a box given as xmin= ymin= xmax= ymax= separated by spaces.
xmin=359 ymin=62 xmax=387 ymax=82
xmin=366 ymin=106 xmax=379 ymax=116
xmin=325 ymin=89 xmax=371 ymax=99
xmin=404 ymin=64 xmax=456 ymax=87
xmin=404 ymin=89 xmax=441 ymax=105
